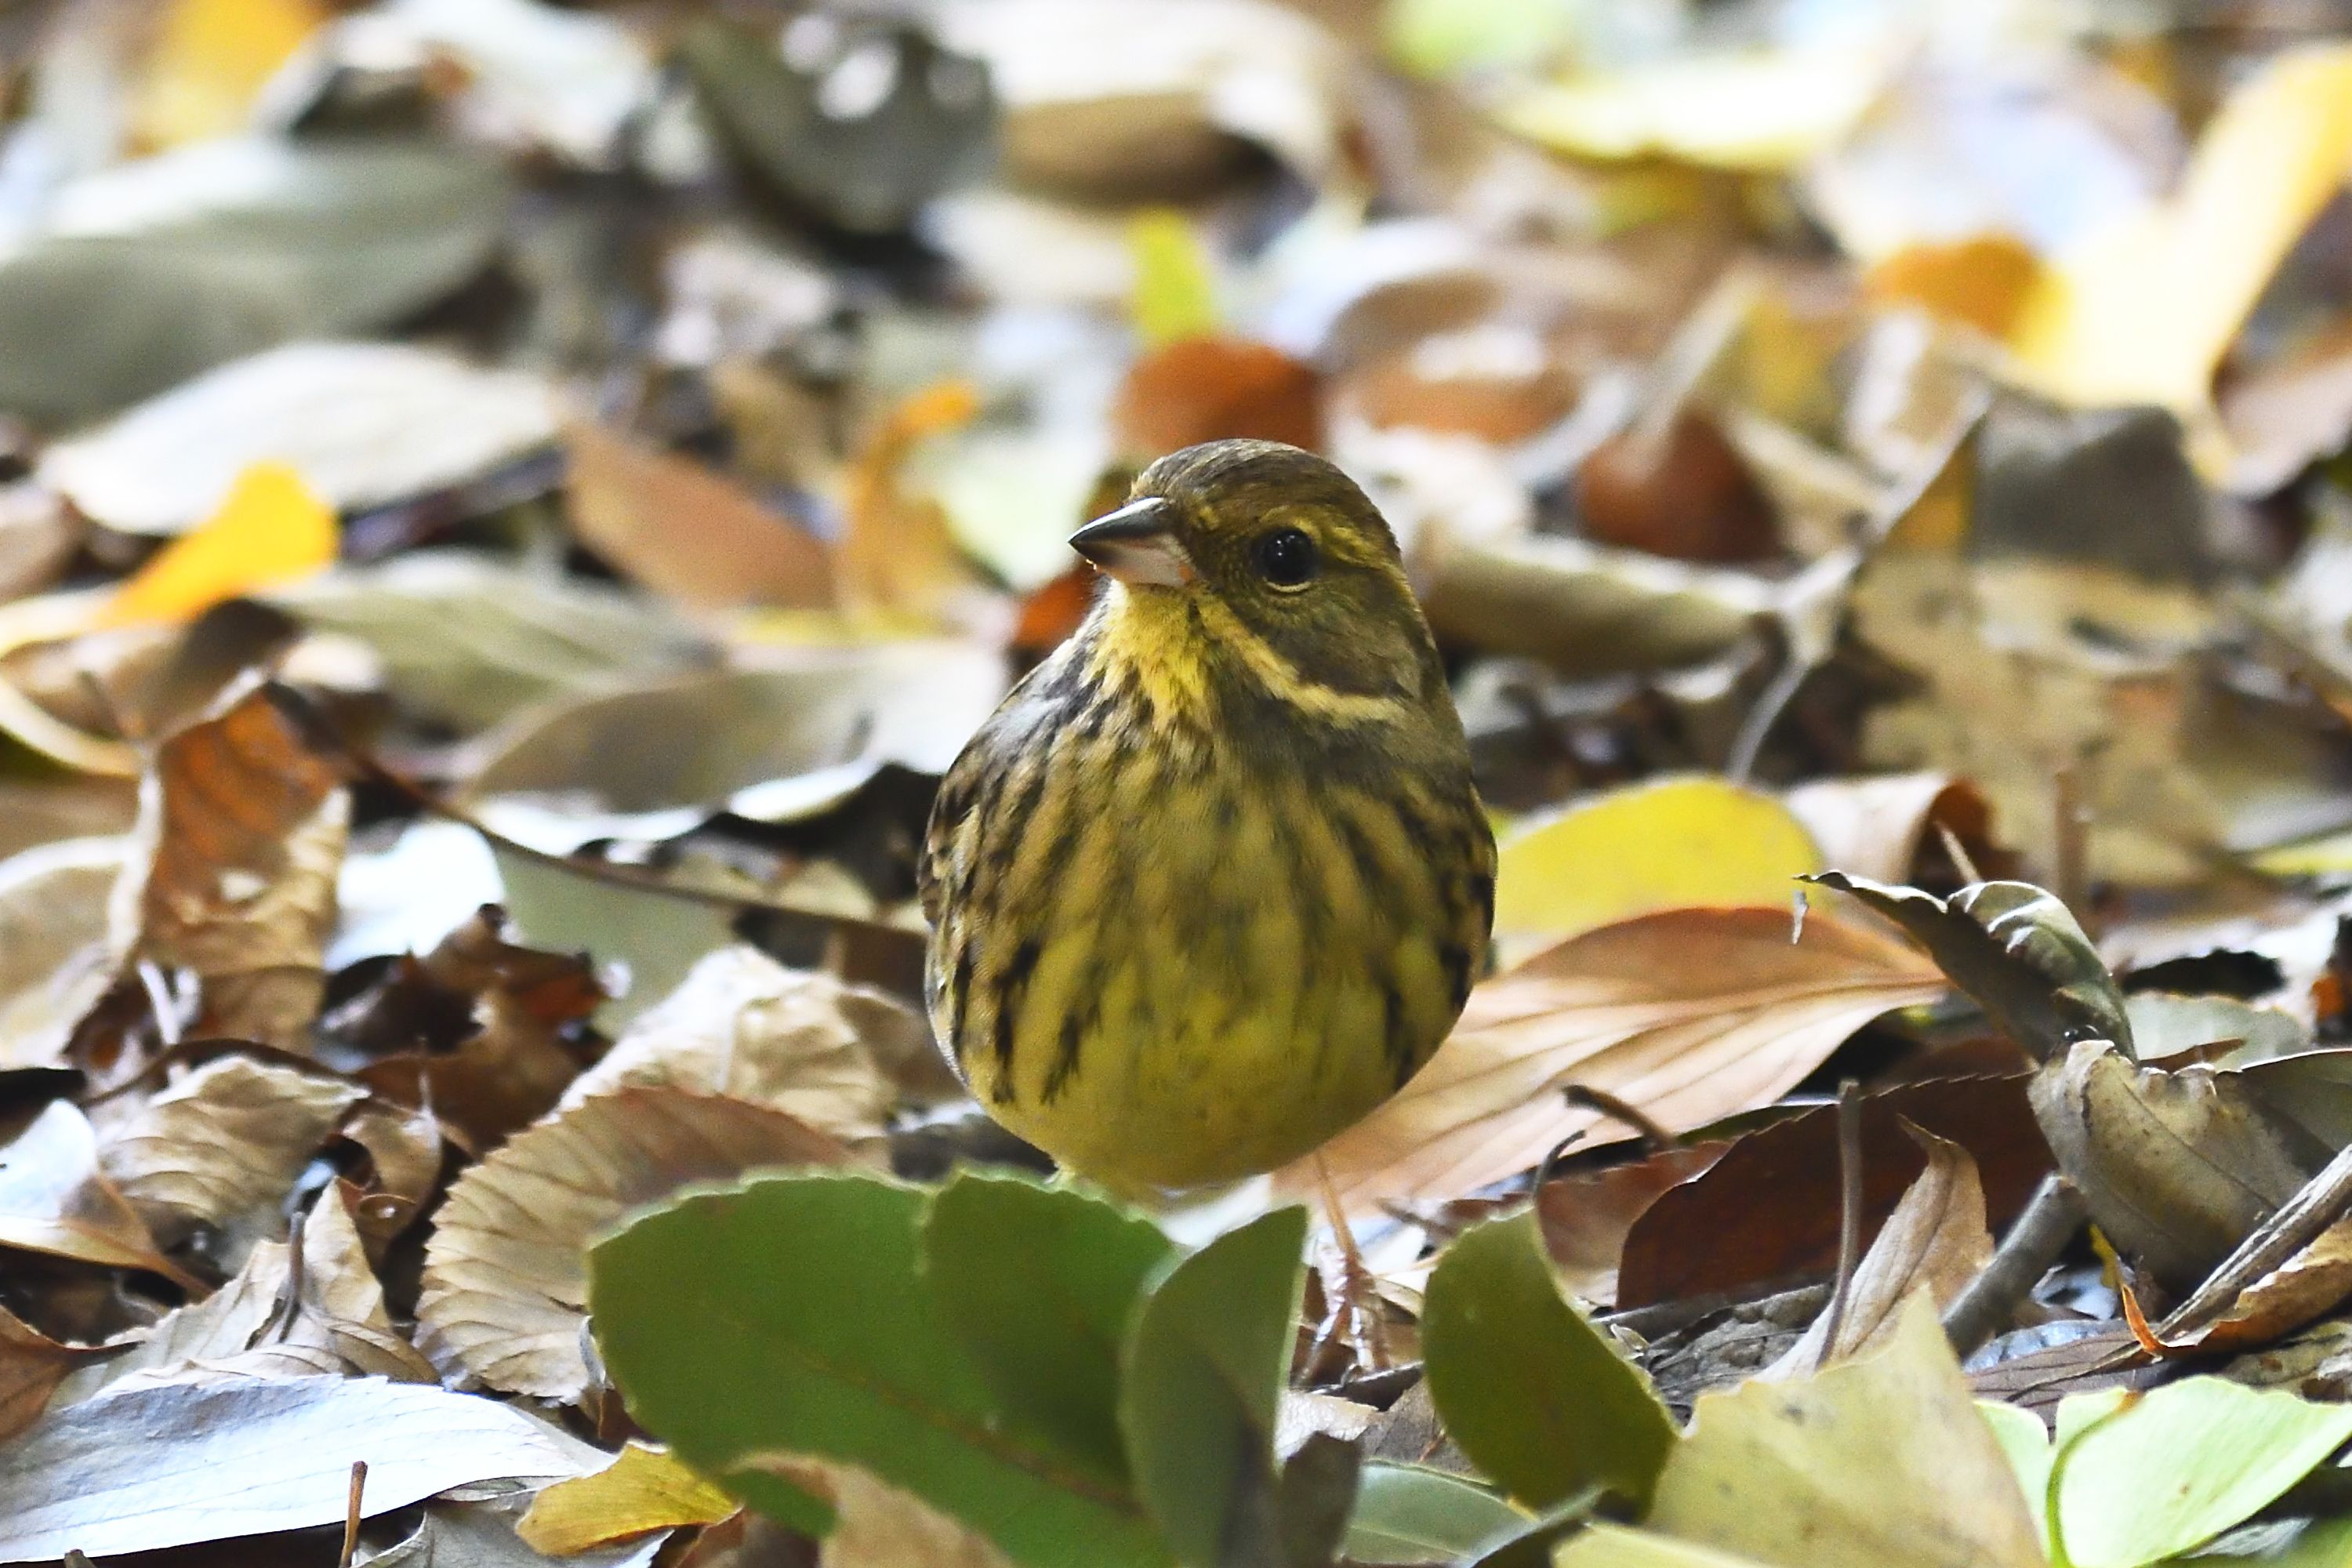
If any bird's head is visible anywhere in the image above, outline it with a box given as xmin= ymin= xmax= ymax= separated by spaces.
xmin=1069 ymin=440 xmax=1441 ymax=704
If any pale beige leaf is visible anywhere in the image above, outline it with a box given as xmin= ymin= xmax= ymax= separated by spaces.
xmin=1782 ymin=774 xmax=2002 ymax=888
xmin=1767 ymin=1122 xmax=1993 ymax=1377
xmin=60 ymin=1180 xmax=433 ymax=1401
xmin=564 ymin=419 xmax=833 ymax=611
xmin=746 ymin=1455 xmax=1019 ymax=1568
xmin=562 ymin=946 xmax=934 ymax=1142
xmin=0 ymin=836 xmax=122 ymax=1068
xmin=0 ymin=1374 xmax=602 ymax=1562
xmin=1287 ymin=907 xmax=1946 ymax=1215
xmin=0 ymin=1102 xmax=195 ymax=1288
xmin=417 ymin=1086 xmax=857 ymax=1399
xmin=1647 ymin=1295 xmax=2045 ymax=1568
xmin=125 ymin=679 xmax=350 ymax=1048
xmin=97 ymin=1053 xmax=361 ymax=1247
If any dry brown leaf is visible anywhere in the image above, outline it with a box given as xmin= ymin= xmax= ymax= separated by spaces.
xmin=563 ymin=419 xmax=835 ymax=612
xmin=1766 ymin=1121 xmax=1993 ymax=1377
xmin=0 ymin=1102 xmax=198 ymax=1289
xmin=125 ymin=679 xmax=349 ymax=1049
xmin=96 ymin=1053 xmax=361 ymax=1250
xmin=744 ymin=1455 xmax=1019 ymax=1568
xmin=1537 ymin=1142 xmax=1729 ymax=1306
xmin=0 ymin=1304 xmax=105 ymax=1444
xmin=2034 ymin=1037 xmax=2323 ymax=1291
xmin=347 ymin=906 xmax=606 ymax=1148
xmin=335 ymin=1099 xmax=445 ymax=1258
xmin=1285 ymin=906 xmax=1947 ymax=1216
xmin=416 ymin=1086 xmax=856 ymax=1400
xmin=561 ymin=946 xmax=937 ymax=1142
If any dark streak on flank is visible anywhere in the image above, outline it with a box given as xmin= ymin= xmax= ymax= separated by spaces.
xmin=1468 ymin=870 xmax=1496 ymax=937
xmin=978 ymin=764 xmax=1048 ymax=914
xmin=946 ymin=938 xmax=977 ymax=1065
xmin=1330 ymin=804 xmax=1388 ymax=911
xmin=1439 ymin=942 xmax=1472 ymax=1013
xmin=1381 ymin=978 xmax=1414 ymax=1089
xmin=1040 ymin=960 xmax=1101 ymax=1105
xmin=988 ymin=936 xmax=1043 ymax=1105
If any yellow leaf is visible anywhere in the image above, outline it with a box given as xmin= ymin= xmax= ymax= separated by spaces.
xmin=133 ymin=0 xmax=325 ymax=151
xmin=2011 ymin=44 xmax=2352 ymax=451
xmin=1498 ymin=47 xmax=1884 ymax=172
xmin=517 ymin=1442 xmax=738 ymax=1554
xmin=96 ymin=463 xmax=336 ymax=631
xmin=1127 ymin=209 xmax=1221 ymax=349
xmin=1491 ymin=776 xmax=1821 ymax=965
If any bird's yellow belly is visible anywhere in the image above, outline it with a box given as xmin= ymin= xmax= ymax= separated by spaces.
xmin=947 ymin=767 xmax=1459 ymax=1190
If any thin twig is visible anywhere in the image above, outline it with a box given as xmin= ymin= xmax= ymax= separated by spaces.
xmin=1309 ymin=1152 xmax=1388 ymax=1372
xmin=1563 ymin=1084 xmax=1680 ymax=1152
xmin=1943 ymin=1174 xmax=2087 ymax=1358
xmin=339 ymin=1461 xmax=368 ymax=1568
xmin=135 ymin=960 xmax=183 ymax=1049
xmin=2054 ymin=762 xmax=2090 ymax=927
xmin=1817 ymin=1080 xmax=1866 ymax=1357
xmin=1933 ymin=818 xmax=1983 ymax=887
xmin=265 ymin=1208 xmax=308 ymax=1345
xmin=1531 ymin=1128 xmax=1588 ymax=1192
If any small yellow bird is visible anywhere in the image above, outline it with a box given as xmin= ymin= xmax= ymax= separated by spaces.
xmin=920 ymin=440 xmax=1494 ymax=1189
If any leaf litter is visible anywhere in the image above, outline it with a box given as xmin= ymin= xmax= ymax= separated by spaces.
xmin=16 ymin=2 xmax=2352 ymax=1566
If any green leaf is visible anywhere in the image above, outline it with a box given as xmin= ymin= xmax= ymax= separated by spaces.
xmin=0 ymin=138 xmax=507 ymax=424
xmin=2053 ymin=1378 xmax=2352 ymax=1568
xmin=926 ymin=1172 xmax=1174 ymax=1483
xmin=1423 ymin=1213 xmax=1676 ymax=1512
xmin=1117 ymin=1206 xmax=1310 ymax=1568
xmin=1976 ymin=1400 xmax=2053 ymax=1555
xmin=588 ymin=1172 xmax=1171 ymax=1568
xmin=1346 ymin=1464 xmax=1525 ymax=1565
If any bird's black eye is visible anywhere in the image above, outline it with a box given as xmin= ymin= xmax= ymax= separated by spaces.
xmin=1253 ymin=527 xmax=1317 ymax=587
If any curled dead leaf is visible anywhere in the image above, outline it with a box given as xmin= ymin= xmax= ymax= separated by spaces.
xmin=125 ymin=679 xmax=349 ymax=1050
xmin=416 ymin=1086 xmax=857 ymax=1400
xmin=94 ymin=1052 xmax=361 ymax=1254
xmin=2032 ymin=1037 xmax=2324 ymax=1292
xmin=342 ymin=906 xmax=606 ymax=1149
xmin=1766 ymin=1121 xmax=1992 ymax=1377
xmin=0 ymin=1102 xmax=198 ymax=1290
xmin=561 ymin=945 xmax=942 ymax=1142
xmin=1285 ymin=906 xmax=1947 ymax=1215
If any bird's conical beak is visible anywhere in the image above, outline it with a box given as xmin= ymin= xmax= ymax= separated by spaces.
xmin=1069 ymin=496 xmax=1193 ymax=587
